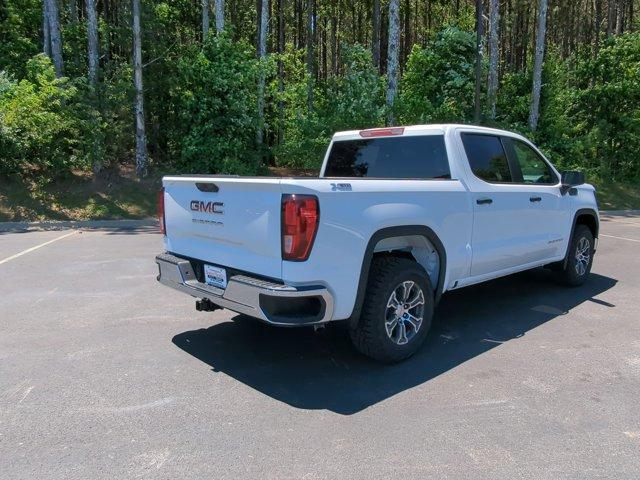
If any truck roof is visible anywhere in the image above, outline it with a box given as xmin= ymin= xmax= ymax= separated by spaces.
xmin=332 ymin=124 xmax=520 ymax=141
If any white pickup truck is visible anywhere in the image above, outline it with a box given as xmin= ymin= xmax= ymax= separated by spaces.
xmin=156 ymin=124 xmax=599 ymax=362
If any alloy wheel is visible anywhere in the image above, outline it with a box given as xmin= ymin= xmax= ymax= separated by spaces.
xmin=574 ymin=237 xmax=591 ymax=276
xmin=385 ymin=281 xmax=425 ymax=345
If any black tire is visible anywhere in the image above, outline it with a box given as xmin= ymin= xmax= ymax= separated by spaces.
xmin=349 ymin=256 xmax=434 ymax=363
xmin=559 ymin=224 xmax=594 ymax=286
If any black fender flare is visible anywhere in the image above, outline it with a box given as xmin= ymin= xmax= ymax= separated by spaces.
xmin=563 ymin=208 xmax=599 ymax=267
xmin=348 ymin=225 xmax=447 ymax=327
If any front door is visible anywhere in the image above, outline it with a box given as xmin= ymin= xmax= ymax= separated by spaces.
xmin=502 ymin=137 xmax=571 ymax=260
xmin=460 ymin=133 xmax=537 ymax=276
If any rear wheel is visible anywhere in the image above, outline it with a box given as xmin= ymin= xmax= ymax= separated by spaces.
xmin=559 ymin=224 xmax=594 ymax=286
xmin=350 ymin=256 xmax=434 ymax=363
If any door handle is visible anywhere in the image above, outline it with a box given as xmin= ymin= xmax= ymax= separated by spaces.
xmin=476 ymin=198 xmax=493 ymax=205
xmin=529 ymin=196 xmax=542 ymax=203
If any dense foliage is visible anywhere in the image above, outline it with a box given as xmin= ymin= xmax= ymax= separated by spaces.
xmin=0 ymin=0 xmax=639 ymax=181
xmin=168 ymin=35 xmax=262 ymax=175
xmin=274 ymin=43 xmax=386 ymax=168
xmin=399 ymin=28 xmax=476 ymax=125
xmin=495 ymin=34 xmax=640 ymax=180
xmin=0 ymin=55 xmax=97 ymax=179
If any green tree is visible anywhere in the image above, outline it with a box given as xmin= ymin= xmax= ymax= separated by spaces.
xmin=168 ymin=35 xmax=262 ymax=175
xmin=0 ymin=55 xmax=96 ymax=178
xmin=399 ymin=27 xmax=476 ymax=124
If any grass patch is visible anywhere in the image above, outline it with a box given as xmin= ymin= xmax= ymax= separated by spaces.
xmin=591 ymin=178 xmax=640 ymax=211
xmin=0 ymin=166 xmax=160 ymax=222
xmin=0 ymin=168 xmax=637 ymax=222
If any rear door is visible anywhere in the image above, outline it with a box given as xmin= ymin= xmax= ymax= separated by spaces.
xmin=162 ymin=176 xmax=284 ymax=279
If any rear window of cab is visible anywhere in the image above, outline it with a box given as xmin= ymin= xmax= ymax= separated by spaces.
xmin=324 ymin=135 xmax=451 ymax=179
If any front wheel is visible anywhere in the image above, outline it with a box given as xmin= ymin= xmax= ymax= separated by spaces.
xmin=350 ymin=256 xmax=434 ymax=363
xmin=559 ymin=224 xmax=594 ymax=286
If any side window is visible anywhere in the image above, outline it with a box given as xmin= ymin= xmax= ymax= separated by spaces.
xmin=461 ymin=133 xmax=513 ymax=183
xmin=510 ymin=139 xmax=558 ymax=184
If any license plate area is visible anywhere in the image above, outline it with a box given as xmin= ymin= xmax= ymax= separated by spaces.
xmin=203 ymin=264 xmax=227 ymax=289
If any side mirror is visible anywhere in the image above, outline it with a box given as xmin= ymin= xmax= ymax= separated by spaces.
xmin=560 ymin=170 xmax=584 ymax=195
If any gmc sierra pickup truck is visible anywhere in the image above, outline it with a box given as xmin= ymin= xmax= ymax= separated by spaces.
xmin=156 ymin=124 xmax=599 ymax=362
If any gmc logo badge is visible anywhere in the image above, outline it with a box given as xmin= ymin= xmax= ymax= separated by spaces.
xmin=190 ymin=200 xmax=224 ymax=214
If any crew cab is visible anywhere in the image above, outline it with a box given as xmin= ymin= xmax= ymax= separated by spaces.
xmin=155 ymin=124 xmax=599 ymax=362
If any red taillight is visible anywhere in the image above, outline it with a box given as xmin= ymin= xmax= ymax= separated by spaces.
xmin=157 ymin=187 xmax=166 ymax=235
xmin=281 ymin=194 xmax=319 ymax=261
xmin=359 ymin=127 xmax=405 ymax=138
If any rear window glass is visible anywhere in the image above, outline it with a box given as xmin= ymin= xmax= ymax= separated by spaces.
xmin=323 ymin=135 xmax=451 ymax=179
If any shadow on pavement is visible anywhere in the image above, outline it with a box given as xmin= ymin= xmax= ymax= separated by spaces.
xmin=172 ymin=269 xmax=617 ymax=415
xmin=0 ymin=223 xmax=158 ymax=235
xmin=102 ymin=226 xmax=160 ymax=235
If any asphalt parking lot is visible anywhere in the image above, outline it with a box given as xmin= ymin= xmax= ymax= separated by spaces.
xmin=1 ymin=214 xmax=639 ymax=479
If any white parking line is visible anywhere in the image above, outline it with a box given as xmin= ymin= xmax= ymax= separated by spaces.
xmin=601 ymin=219 xmax=640 ymax=227
xmin=0 ymin=230 xmax=78 ymax=265
xmin=600 ymin=233 xmax=640 ymax=244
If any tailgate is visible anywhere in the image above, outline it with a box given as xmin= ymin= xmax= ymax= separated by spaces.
xmin=162 ymin=176 xmax=283 ymax=279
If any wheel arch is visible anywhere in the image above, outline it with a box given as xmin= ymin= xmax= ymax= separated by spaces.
xmin=348 ymin=225 xmax=447 ymax=327
xmin=563 ymin=208 xmax=599 ymax=267
xmin=575 ymin=209 xmax=599 ymax=238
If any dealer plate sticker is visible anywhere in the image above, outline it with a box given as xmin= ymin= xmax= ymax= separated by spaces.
xmin=204 ymin=264 xmax=227 ymax=289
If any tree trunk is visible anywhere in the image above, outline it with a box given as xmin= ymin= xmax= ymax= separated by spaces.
xmin=487 ymin=0 xmax=499 ymax=120
xmin=473 ymin=0 xmax=484 ymax=123
xmin=607 ymin=0 xmax=615 ymax=36
xmin=380 ymin=3 xmax=388 ymax=73
xmin=297 ymin=0 xmax=303 ymax=49
xmin=215 ymin=0 xmax=224 ymax=33
xmin=386 ymin=0 xmax=400 ymax=125
xmin=102 ymin=0 xmax=113 ymax=65
xmin=257 ymin=0 xmax=268 ymax=146
xmin=85 ymin=0 xmax=101 ymax=174
xmin=372 ymin=0 xmax=381 ymax=69
xmin=331 ymin=5 xmax=338 ymax=75
xmin=42 ymin=0 xmax=51 ymax=57
xmin=68 ymin=0 xmax=78 ymax=23
xmin=522 ymin=2 xmax=530 ymax=70
xmin=306 ymin=0 xmax=315 ymax=112
xmin=133 ymin=0 xmax=148 ymax=177
xmin=402 ymin=0 xmax=410 ymax=69
xmin=321 ymin=16 xmax=327 ymax=80
xmin=615 ymin=0 xmax=624 ymax=34
xmin=202 ymin=0 xmax=210 ymax=41
xmin=45 ymin=0 xmax=64 ymax=77
xmin=501 ymin=0 xmax=509 ymax=67
xmin=529 ymin=0 xmax=548 ymax=131
xmin=277 ymin=0 xmax=284 ymax=146
xmin=594 ymin=0 xmax=602 ymax=57
xmin=86 ymin=0 xmax=99 ymax=86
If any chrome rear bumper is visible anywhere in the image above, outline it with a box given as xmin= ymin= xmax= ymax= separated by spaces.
xmin=155 ymin=253 xmax=333 ymax=325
